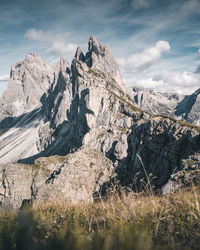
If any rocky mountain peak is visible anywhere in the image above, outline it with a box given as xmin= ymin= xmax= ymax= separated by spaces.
xmin=74 ymin=46 xmax=85 ymax=62
xmin=23 ymin=53 xmax=52 ymax=70
xmin=56 ymin=57 xmax=70 ymax=73
xmin=25 ymin=52 xmax=41 ymax=60
xmin=10 ymin=52 xmax=54 ymax=78
xmin=0 ymin=53 xmax=55 ymax=117
xmin=84 ymin=36 xmax=126 ymax=91
xmin=88 ymin=35 xmax=105 ymax=55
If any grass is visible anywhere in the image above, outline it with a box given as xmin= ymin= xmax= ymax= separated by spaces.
xmin=105 ymin=87 xmax=142 ymax=113
xmin=2 ymin=110 xmax=13 ymax=116
xmin=154 ymin=115 xmax=200 ymax=133
xmin=35 ymin=155 xmax=68 ymax=165
xmin=87 ymin=68 xmax=106 ymax=79
xmin=177 ymin=120 xmax=200 ymax=133
xmin=1 ymin=185 xmax=200 ymax=250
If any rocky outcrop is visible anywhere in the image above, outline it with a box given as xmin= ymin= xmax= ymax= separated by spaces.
xmin=0 ymin=150 xmax=114 ymax=209
xmin=0 ymin=36 xmax=200 ymax=210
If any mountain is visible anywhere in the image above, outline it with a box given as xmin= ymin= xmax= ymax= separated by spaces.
xmin=0 ymin=36 xmax=199 ymax=210
xmin=0 ymin=53 xmax=55 ymax=117
xmin=175 ymin=88 xmax=200 ymax=125
xmin=130 ymin=86 xmax=200 ymax=125
xmin=130 ymin=86 xmax=184 ymax=116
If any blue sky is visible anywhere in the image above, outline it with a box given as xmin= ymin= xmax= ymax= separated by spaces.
xmin=0 ymin=0 xmax=200 ymax=95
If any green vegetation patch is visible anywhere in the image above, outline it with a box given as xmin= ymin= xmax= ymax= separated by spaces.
xmin=154 ymin=115 xmax=200 ymax=133
xmin=87 ymin=68 xmax=106 ymax=79
xmin=177 ymin=120 xmax=200 ymax=133
xmin=35 ymin=155 xmax=68 ymax=165
xmin=2 ymin=110 xmax=13 ymax=116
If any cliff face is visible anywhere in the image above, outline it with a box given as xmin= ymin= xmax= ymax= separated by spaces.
xmin=0 ymin=36 xmax=200 ymax=210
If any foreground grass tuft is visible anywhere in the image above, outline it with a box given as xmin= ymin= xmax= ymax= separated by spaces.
xmin=1 ymin=186 xmax=200 ymax=249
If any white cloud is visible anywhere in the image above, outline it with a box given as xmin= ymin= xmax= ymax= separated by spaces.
xmin=25 ymin=29 xmax=53 ymax=41
xmin=0 ymin=74 xmax=9 ymax=82
xmin=133 ymin=71 xmax=200 ymax=95
xmin=119 ymin=41 xmax=170 ymax=74
xmin=46 ymin=41 xmax=77 ymax=56
xmin=120 ymin=43 xmax=199 ymax=95
xmin=25 ymin=29 xmax=77 ymax=56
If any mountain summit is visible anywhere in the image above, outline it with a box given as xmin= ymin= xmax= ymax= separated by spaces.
xmin=0 ymin=53 xmax=54 ymax=117
xmin=0 ymin=37 xmax=199 ymax=209
xmin=85 ymin=36 xmax=125 ymax=91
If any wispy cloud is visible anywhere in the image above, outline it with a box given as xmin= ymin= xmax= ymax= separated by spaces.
xmin=25 ymin=29 xmax=77 ymax=57
xmin=0 ymin=74 xmax=9 ymax=82
xmin=131 ymin=0 xmax=152 ymax=10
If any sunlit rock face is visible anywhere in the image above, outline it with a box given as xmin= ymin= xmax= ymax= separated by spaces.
xmin=0 ymin=36 xmax=199 ymax=209
xmin=0 ymin=53 xmax=55 ymax=117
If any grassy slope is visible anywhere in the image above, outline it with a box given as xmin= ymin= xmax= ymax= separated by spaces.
xmin=1 ymin=185 xmax=200 ymax=250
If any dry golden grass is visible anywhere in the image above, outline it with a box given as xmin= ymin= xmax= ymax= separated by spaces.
xmin=0 ymin=185 xmax=200 ymax=250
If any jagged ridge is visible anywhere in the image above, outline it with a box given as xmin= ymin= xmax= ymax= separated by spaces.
xmin=130 ymin=86 xmax=200 ymax=125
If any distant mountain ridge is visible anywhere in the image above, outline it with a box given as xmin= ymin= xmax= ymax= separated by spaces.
xmin=130 ymin=86 xmax=200 ymax=125
xmin=175 ymin=88 xmax=200 ymax=125
xmin=0 ymin=36 xmax=199 ymax=210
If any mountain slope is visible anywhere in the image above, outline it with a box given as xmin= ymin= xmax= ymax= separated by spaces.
xmin=0 ymin=36 xmax=199 ymax=209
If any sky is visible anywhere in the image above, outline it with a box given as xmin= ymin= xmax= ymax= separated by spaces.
xmin=0 ymin=0 xmax=200 ymax=96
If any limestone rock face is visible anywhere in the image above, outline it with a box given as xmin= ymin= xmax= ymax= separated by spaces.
xmin=0 ymin=36 xmax=200 ymax=210
xmin=0 ymin=53 xmax=55 ymax=117
xmin=0 ymin=150 xmax=114 ymax=209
